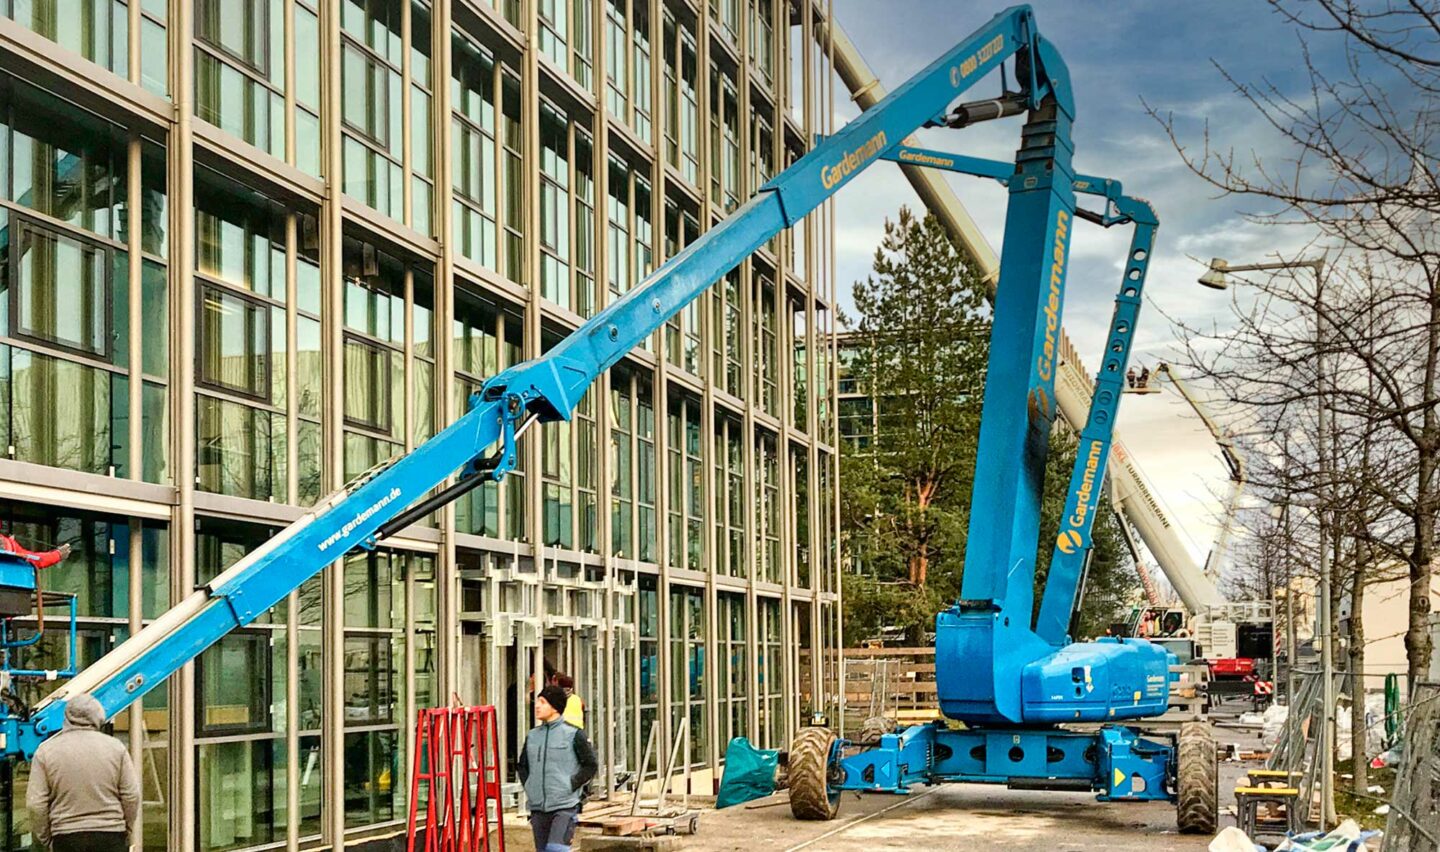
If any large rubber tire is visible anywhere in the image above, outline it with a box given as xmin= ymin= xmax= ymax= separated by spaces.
xmin=788 ymin=727 xmax=840 ymax=821
xmin=1176 ymin=721 xmax=1218 ymax=834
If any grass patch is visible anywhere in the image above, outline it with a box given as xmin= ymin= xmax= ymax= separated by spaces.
xmin=1333 ymin=766 xmax=1396 ymax=831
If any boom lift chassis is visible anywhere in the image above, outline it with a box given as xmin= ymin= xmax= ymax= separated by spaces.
xmin=0 ymin=3 xmax=1215 ymax=835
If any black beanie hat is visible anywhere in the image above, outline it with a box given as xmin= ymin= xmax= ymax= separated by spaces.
xmin=539 ymin=684 xmax=569 ymax=714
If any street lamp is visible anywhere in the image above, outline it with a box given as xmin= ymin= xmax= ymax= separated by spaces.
xmin=1198 ymin=258 xmax=1230 ymax=290
xmin=1196 ymin=252 xmax=1333 ymax=826
xmin=1197 ymin=256 xmax=1325 ymax=291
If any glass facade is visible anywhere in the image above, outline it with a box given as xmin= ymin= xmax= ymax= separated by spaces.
xmin=0 ymin=0 xmax=842 ymax=847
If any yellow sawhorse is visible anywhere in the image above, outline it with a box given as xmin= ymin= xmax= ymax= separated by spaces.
xmin=1235 ymin=786 xmax=1302 ymax=838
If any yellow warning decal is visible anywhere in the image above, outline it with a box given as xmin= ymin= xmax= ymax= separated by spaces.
xmin=1112 ymin=768 xmax=1124 ymax=789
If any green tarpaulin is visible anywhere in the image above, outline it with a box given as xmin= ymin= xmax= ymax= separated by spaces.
xmin=716 ymin=737 xmax=779 ymax=809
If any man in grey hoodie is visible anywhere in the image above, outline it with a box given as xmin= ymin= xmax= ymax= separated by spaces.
xmin=26 ymin=694 xmax=140 ymax=852
xmin=517 ymin=684 xmax=598 ymax=852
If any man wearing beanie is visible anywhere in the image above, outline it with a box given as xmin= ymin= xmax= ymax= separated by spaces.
xmin=517 ymin=683 xmax=598 ymax=851
xmin=26 ymin=694 xmax=140 ymax=852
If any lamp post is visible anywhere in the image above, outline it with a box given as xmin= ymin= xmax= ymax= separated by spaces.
xmin=1198 ymin=254 xmax=1334 ymax=827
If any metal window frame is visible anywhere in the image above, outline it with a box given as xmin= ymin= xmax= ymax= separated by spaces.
xmin=194 ymin=628 xmax=277 ymax=737
xmin=340 ymin=632 xmax=401 ymax=728
xmin=338 ymin=40 xmax=395 ymax=151
xmin=194 ymin=0 xmax=272 ymax=78
xmin=8 ymin=214 xmax=116 ymax=364
xmin=340 ymin=331 xmax=397 ymax=435
xmin=194 ymin=280 xmax=274 ymax=403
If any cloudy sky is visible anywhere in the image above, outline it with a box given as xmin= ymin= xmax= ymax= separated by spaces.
xmin=827 ymin=1 xmax=1344 ymax=574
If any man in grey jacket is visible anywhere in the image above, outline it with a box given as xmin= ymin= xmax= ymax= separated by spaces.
xmin=26 ymin=694 xmax=140 ymax=852
xmin=517 ymin=684 xmax=598 ymax=852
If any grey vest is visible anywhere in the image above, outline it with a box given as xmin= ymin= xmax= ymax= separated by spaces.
xmin=523 ymin=719 xmax=584 ymax=812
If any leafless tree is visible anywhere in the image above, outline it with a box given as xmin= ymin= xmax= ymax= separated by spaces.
xmin=1147 ymin=0 xmax=1440 ymax=700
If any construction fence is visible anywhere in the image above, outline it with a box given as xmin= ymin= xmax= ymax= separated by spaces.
xmin=837 ymin=646 xmax=940 ymax=733
xmin=1385 ymin=682 xmax=1440 ymax=852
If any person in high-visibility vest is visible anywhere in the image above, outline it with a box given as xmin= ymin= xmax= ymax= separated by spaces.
xmin=556 ymin=673 xmax=584 ymax=729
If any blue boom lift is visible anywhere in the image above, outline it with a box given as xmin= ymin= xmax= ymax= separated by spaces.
xmin=785 ymin=157 xmax=1218 ymax=831
xmin=0 ymin=3 xmax=1215 ymax=834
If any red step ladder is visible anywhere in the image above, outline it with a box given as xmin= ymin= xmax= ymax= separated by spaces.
xmin=407 ymin=705 xmax=507 ymax=852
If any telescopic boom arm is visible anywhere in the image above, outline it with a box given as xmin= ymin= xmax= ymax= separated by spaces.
xmin=7 ymin=4 xmax=1070 ymax=757
xmin=879 ymin=145 xmax=1159 ymax=647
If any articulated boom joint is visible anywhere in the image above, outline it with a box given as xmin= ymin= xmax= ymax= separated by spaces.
xmin=468 ymin=391 xmax=527 ymax=481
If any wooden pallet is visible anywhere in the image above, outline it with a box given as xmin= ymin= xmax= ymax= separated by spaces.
xmin=600 ymin=817 xmax=653 ymax=837
xmin=591 ymin=813 xmax=700 ymax=837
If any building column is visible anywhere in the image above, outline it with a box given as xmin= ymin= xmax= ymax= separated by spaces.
xmin=320 ymin=0 xmax=348 ymax=844
xmin=434 ymin=0 xmax=462 ymax=712
xmin=166 ymin=0 xmax=197 ymax=846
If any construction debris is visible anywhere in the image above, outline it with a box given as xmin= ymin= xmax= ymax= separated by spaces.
xmin=1209 ymin=826 xmax=1259 ymax=852
xmin=1211 ymin=819 xmax=1381 ymax=852
xmin=601 ymin=817 xmax=653 ymax=837
xmin=1273 ymin=819 xmax=1379 ymax=851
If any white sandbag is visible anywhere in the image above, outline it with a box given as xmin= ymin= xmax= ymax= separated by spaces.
xmin=1209 ymin=826 xmax=1261 ymax=852
xmin=1262 ymin=702 xmax=1289 ymax=748
xmin=1337 ymin=705 xmax=1352 ymax=762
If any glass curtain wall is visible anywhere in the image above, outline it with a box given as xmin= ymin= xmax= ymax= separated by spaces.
xmin=339 ymin=235 xmax=434 ymax=482
xmin=665 ymin=394 xmax=703 ymax=573
xmin=0 ymin=504 xmax=172 ymax=849
xmin=756 ymin=597 xmax=784 ymax=748
xmin=340 ymin=0 xmax=435 ymax=232
xmin=717 ymin=592 xmax=747 ymax=746
xmin=662 ymin=204 xmax=701 ymax=376
xmin=0 ymin=0 xmax=843 ymax=845
xmin=0 ymin=85 xmax=171 ymax=482
xmin=194 ymin=171 xmax=322 ymax=505
xmin=668 ymin=585 xmax=705 ymax=767
xmin=192 ymin=0 xmax=323 ymax=176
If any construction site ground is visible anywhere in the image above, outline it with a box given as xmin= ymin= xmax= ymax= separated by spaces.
xmin=485 ymin=720 xmax=1267 ymax=851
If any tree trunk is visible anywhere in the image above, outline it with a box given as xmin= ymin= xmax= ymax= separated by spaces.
xmin=1409 ymin=286 xmax=1440 ymax=690
xmin=1407 ymin=456 xmax=1436 ymax=691
xmin=1349 ymin=547 xmax=1368 ymax=793
xmin=909 ymin=478 xmax=935 ymax=588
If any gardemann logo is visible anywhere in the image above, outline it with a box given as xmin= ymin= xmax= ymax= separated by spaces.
xmin=1035 ymin=210 xmax=1070 ymax=384
xmin=318 ymin=487 xmax=402 ymax=552
xmin=1057 ymin=440 xmax=1104 ymax=555
xmin=1068 ymin=439 xmax=1104 ymax=529
xmin=820 ymin=131 xmax=888 ymax=190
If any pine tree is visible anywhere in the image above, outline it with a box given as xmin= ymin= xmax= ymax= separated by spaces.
xmin=841 ymin=207 xmax=988 ymax=641
xmin=841 ymin=206 xmax=1140 ymax=644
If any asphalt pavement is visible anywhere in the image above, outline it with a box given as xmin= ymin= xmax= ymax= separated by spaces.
xmin=636 ymin=722 xmax=1266 ymax=852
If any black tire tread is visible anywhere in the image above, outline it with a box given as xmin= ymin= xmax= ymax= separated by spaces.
xmin=1176 ymin=721 xmax=1218 ymax=834
xmin=788 ymin=727 xmax=840 ymax=821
